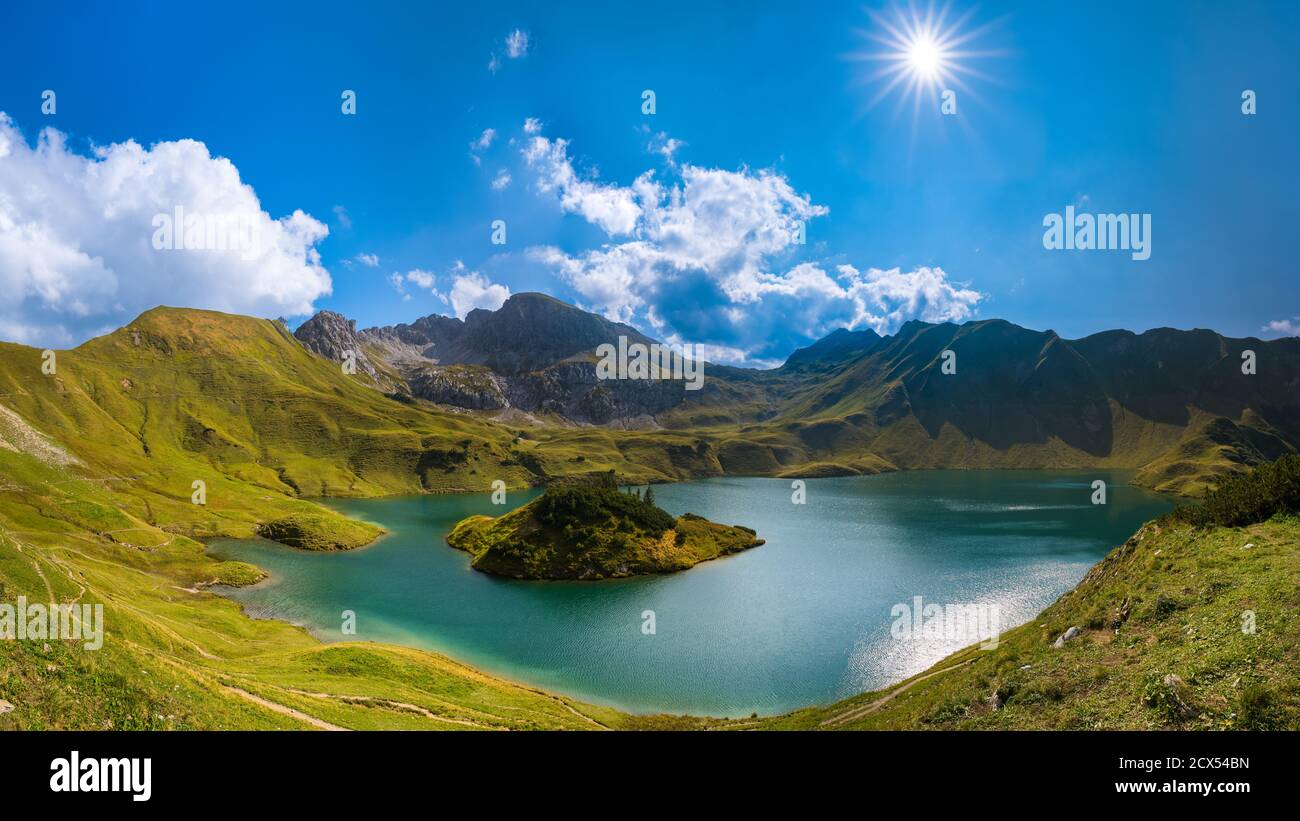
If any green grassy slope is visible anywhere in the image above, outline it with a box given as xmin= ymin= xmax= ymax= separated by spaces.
xmin=0 ymin=307 xmax=738 ymax=547
xmin=0 ymin=445 xmax=726 ymax=730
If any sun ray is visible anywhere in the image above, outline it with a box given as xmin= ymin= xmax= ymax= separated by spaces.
xmin=849 ymin=1 xmax=1005 ymax=121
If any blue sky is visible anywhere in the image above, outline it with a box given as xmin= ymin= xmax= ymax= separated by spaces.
xmin=1 ymin=0 xmax=1297 ymax=364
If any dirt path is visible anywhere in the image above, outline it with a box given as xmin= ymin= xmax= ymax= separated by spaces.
xmin=223 ymin=686 xmax=348 ymax=731
xmin=544 ymin=695 xmax=610 ymax=729
xmin=820 ymin=660 xmax=974 ymax=727
xmin=277 ymin=688 xmax=504 ymax=729
xmin=3 ymin=531 xmax=56 ymax=601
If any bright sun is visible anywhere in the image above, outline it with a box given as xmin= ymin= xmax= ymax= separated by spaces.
xmin=849 ymin=3 xmax=1003 ymax=118
xmin=906 ymin=35 xmax=943 ymax=80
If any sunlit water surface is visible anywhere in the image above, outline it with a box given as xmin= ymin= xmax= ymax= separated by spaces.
xmin=209 ymin=471 xmax=1172 ymax=716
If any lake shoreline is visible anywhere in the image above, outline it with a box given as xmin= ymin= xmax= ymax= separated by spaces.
xmin=209 ymin=471 xmax=1175 ymax=717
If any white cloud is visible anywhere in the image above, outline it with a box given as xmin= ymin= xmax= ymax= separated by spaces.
xmin=646 ymin=131 xmax=685 ymax=167
xmin=521 ymin=130 xmax=982 ymax=363
xmin=387 ymin=272 xmax=412 ymax=301
xmin=505 ymin=29 xmax=530 ymax=59
xmin=523 ymin=136 xmax=645 ymax=235
xmin=332 ymin=204 xmax=352 ymax=229
xmin=1263 ymin=317 xmax=1300 ymax=336
xmin=523 ymin=117 xmax=543 ymax=135
xmin=834 ymin=264 xmax=983 ymax=333
xmin=491 ymin=169 xmax=512 ymax=191
xmin=469 ymin=128 xmax=497 ymax=166
xmin=354 ymin=252 xmax=379 ymax=267
xmin=386 ymin=265 xmax=506 ymax=318
xmin=523 ymin=147 xmax=827 ymax=320
xmin=405 ymin=269 xmax=435 ymax=289
xmin=527 ymin=244 xmax=648 ymax=321
xmin=389 ymin=268 xmax=436 ymax=301
xmin=489 ymin=29 xmax=530 ymax=73
xmin=449 ymin=270 xmax=510 ymax=318
xmin=0 ymin=113 xmax=331 ymax=347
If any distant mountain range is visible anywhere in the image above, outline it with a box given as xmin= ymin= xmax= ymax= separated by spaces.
xmin=293 ymin=292 xmax=1300 ymax=495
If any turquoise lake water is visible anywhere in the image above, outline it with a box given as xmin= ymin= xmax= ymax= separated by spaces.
xmin=208 ymin=471 xmax=1173 ymax=716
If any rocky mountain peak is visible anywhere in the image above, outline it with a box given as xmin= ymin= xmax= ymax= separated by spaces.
xmin=294 ymin=310 xmax=381 ymax=381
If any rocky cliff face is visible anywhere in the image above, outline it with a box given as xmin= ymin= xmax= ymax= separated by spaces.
xmin=360 ymin=292 xmax=657 ymax=374
xmin=405 ymin=365 xmax=509 ymax=410
xmin=504 ymin=360 xmax=689 ymax=424
xmin=293 ymin=310 xmax=390 ymax=387
xmin=296 ymin=292 xmax=698 ymax=424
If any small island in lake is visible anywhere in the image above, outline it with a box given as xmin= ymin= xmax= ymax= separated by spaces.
xmin=446 ymin=477 xmax=764 ymax=580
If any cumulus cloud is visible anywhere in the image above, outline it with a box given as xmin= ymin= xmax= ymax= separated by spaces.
xmin=833 ymin=264 xmax=983 ymax=333
xmin=449 ymin=269 xmax=510 ymax=318
xmin=353 ymin=252 xmax=379 ymax=267
xmin=523 ymin=117 xmax=543 ymax=135
xmin=523 ymin=154 xmax=826 ymax=320
xmin=1263 ymin=317 xmax=1300 ymax=336
xmin=521 ymin=131 xmax=983 ymax=363
xmin=0 ymin=113 xmax=331 ymax=347
xmin=387 ymin=263 xmax=508 ymax=319
xmin=523 ymin=135 xmax=646 ymax=235
xmin=491 ymin=168 xmax=512 ymax=191
xmin=389 ymin=268 xmax=438 ymax=303
xmin=405 ymin=269 xmax=435 ymax=289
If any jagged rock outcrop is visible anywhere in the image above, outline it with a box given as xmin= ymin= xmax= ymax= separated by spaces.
xmin=405 ymin=365 xmax=509 ymax=410
xmin=297 ymin=293 xmax=702 ymax=424
xmin=293 ymin=310 xmax=390 ymax=387
xmin=360 ymin=292 xmax=658 ymax=374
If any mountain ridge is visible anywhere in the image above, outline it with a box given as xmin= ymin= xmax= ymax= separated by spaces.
xmin=4 ymin=297 xmax=1297 ymax=497
xmin=286 ymin=294 xmax=1299 ymax=495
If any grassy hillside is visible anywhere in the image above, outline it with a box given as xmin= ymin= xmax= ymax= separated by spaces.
xmin=759 ymin=320 xmax=1300 ymax=494
xmin=447 ymin=481 xmax=763 ymax=579
xmin=0 ymin=443 xmax=735 ymax=730
xmin=0 ymin=307 xmax=731 ymax=729
xmin=764 ymin=457 xmax=1300 ymax=730
xmin=0 ymin=307 xmax=750 ymax=548
xmin=0 ymin=309 xmax=519 ymax=545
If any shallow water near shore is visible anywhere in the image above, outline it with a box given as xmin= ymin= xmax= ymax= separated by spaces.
xmin=208 ymin=470 xmax=1173 ymax=716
